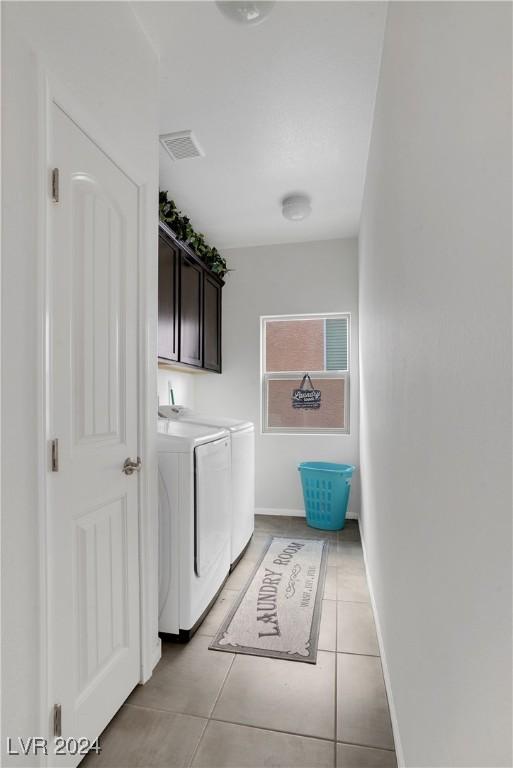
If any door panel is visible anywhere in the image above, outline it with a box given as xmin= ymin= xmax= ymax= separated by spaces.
xmin=49 ymin=103 xmax=140 ymax=762
xmin=73 ymin=178 xmax=125 ymax=445
xmin=76 ymin=496 xmax=128 ymax=691
xmin=203 ymin=274 xmax=222 ymax=372
xmin=158 ymin=235 xmax=179 ymax=361
xmin=180 ymin=253 xmax=202 ymax=367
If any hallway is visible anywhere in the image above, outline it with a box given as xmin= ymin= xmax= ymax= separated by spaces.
xmin=83 ymin=517 xmax=396 ymax=768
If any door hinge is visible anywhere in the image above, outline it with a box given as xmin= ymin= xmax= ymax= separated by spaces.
xmin=53 ymin=703 xmax=62 ymax=737
xmin=51 ymin=168 xmax=59 ymax=203
xmin=51 ymin=438 xmax=59 ymax=472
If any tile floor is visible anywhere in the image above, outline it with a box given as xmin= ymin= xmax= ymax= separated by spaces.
xmin=83 ymin=516 xmax=396 ymax=768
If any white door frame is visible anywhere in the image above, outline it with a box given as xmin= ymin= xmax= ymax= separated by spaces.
xmin=34 ymin=64 xmax=160 ymax=751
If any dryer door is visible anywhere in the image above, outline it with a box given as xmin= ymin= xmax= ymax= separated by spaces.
xmin=195 ymin=436 xmax=231 ymax=577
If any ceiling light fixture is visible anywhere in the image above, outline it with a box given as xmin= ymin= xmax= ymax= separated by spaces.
xmin=215 ymin=1 xmax=275 ymax=26
xmin=281 ymin=194 xmax=312 ymax=222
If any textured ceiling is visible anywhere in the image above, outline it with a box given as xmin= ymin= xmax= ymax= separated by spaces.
xmin=134 ymin=1 xmax=387 ymax=248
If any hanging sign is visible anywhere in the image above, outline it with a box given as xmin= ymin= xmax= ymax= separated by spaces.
xmin=292 ymin=374 xmax=322 ymax=409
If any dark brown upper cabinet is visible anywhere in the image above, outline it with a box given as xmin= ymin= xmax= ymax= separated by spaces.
xmin=158 ymin=221 xmax=223 ymax=373
xmin=179 ymin=252 xmax=203 ymax=367
xmin=203 ymin=274 xmax=222 ymax=372
xmin=158 ymin=233 xmax=179 ymax=362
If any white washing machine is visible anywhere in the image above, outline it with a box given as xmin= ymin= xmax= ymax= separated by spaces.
xmin=158 ymin=419 xmax=231 ymax=639
xmin=159 ymin=406 xmax=255 ymax=568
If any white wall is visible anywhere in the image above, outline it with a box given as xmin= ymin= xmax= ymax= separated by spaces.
xmin=1 ymin=2 xmax=159 ymax=759
xmin=157 ymin=367 xmax=196 ymax=409
xmin=359 ymin=3 xmax=512 ymax=766
xmin=195 ymin=238 xmax=360 ymax=517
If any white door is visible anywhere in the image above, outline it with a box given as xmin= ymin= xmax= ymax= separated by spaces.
xmin=48 ymin=103 xmax=140 ymax=760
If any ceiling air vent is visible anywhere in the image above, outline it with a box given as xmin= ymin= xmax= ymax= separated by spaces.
xmin=159 ymin=131 xmax=204 ymax=161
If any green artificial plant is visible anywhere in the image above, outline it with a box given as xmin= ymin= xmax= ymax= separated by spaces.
xmin=159 ymin=191 xmax=229 ymax=279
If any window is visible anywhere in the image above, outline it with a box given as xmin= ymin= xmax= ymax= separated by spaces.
xmin=261 ymin=313 xmax=350 ymax=434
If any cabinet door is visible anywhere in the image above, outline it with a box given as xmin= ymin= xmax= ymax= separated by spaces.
xmin=158 ymin=236 xmax=179 ymax=361
xmin=203 ymin=274 xmax=222 ymax=372
xmin=180 ymin=252 xmax=203 ymax=367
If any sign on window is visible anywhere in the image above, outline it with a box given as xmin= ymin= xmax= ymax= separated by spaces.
xmin=291 ymin=374 xmax=322 ymax=409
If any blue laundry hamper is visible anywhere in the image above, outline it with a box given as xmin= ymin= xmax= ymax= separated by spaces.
xmin=298 ymin=462 xmax=356 ymax=531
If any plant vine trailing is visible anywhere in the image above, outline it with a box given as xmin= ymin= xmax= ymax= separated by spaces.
xmin=159 ymin=191 xmax=229 ymax=279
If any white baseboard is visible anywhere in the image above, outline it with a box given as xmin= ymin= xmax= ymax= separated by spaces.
xmin=360 ymin=533 xmax=405 ymax=767
xmin=255 ymin=507 xmax=305 ymax=517
xmin=150 ymin=638 xmax=162 ymax=677
xmin=255 ymin=507 xmax=359 ymax=520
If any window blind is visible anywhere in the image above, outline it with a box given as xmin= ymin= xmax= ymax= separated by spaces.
xmin=325 ymin=317 xmax=348 ymax=371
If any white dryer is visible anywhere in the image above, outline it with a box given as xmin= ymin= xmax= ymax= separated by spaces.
xmin=158 ymin=419 xmax=231 ymax=639
xmin=159 ymin=406 xmax=255 ymax=568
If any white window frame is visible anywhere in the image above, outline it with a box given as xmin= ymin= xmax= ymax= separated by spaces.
xmin=260 ymin=312 xmax=351 ymax=436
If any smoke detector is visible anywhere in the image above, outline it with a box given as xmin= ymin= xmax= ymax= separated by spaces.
xmin=159 ymin=131 xmax=204 ymax=161
xmin=216 ymin=1 xmax=275 ymax=25
xmin=282 ymin=194 xmax=312 ymax=221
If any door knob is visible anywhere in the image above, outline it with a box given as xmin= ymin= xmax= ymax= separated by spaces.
xmin=123 ymin=456 xmax=142 ymax=475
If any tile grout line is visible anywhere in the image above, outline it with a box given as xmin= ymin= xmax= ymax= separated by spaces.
xmin=124 ymin=701 xmax=208 ymax=719
xmin=336 ymin=739 xmax=396 ymax=753
xmin=207 ymin=652 xmax=236 ymax=719
xmin=187 ymin=652 xmax=236 ymax=768
xmin=208 ymin=715 xmax=337 ymax=745
xmin=337 ymin=649 xmax=380 ymax=658
xmin=185 ymin=716 xmax=209 ymax=768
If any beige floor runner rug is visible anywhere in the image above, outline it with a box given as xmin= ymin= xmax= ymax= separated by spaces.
xmin=209 ymin=536 xmax=328 ymax=664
